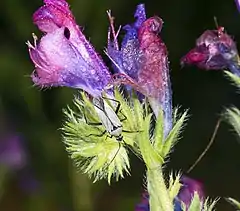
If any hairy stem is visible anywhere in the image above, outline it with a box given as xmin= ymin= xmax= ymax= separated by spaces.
xmin=147 ymin=167 xmax=173 ymax=211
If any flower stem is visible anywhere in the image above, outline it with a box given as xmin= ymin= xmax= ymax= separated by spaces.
xmin=147 ymin=166 xmax=173 ymax=211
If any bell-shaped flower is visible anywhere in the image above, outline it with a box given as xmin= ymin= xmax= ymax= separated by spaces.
xmin=27 ymin=0 xmax=111 ymax=97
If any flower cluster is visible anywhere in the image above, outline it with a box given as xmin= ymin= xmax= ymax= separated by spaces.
xmin=27 ymin=0 xmax=172 ymax=138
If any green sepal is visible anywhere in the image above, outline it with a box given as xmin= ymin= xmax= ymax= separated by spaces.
xmin=168 ymin=172 xmax=182 ymax=201
xmin=159 ymin=110 xmax=188 ymax=158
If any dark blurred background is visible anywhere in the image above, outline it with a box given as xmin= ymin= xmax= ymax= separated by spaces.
xmin=0 ymin=0 xmax=239 ymax=210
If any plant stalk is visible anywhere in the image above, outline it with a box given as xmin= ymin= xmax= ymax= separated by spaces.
xmin=147 ymin=166 xmax=173 ymax=211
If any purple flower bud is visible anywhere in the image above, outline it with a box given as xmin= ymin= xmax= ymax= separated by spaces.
xmin=27 ymin=0 xmax=111 ymax=97
xmin=135 ymin=176 xmax=204 ymax=211
xmin=181 ymin=27 xmax=240 ymax=76
xmin=107 ymin=5 xmax=172 ymax=136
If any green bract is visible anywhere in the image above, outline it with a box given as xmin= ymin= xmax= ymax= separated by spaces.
xmin=181 ymin=193 xmax=218 ymax=211
xmin=62 ymin=90 xmax=138 ymax=183
xmin=224 ymin=71 xmax=240 ymax=141
xmin=224 ymin=71 xmax=240 ymax=210
xmin=62 ymin=89 xmax=188 ymax=186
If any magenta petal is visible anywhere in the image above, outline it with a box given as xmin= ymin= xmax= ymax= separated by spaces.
xmin=138 ymin=17 xmax=166 ymax=98
xmin=137 ymin=16 xmax=172 ymax=136
xmin=33 ymin=6 xmax=63 ymax=33
xmin=33 ymin=2 xmax=73 ymax=33
xmin=44 ymin=0 xmax=69 ymax=9
xmin=181 ymin=48 xmax=209 ymax=69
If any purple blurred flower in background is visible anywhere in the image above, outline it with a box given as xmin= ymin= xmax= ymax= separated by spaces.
xmin=181 ymin=26 xmax=240 ymax=76
xmin=17 ymin=168 xmax=40 ymax=194
xmin=0 ymin=132 xmax=39 ymax=194
xmin=0 ymin=135 xmax=26 ymax=170
xmin=107 ymin=4 xmax=172 ymax=136
xmin=135 ymin=176 xmax=204 ymax=211
xmin=27 ymin=0 xmax=111 ymax=97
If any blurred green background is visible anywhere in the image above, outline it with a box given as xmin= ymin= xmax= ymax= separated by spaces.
xmin=0 ymin=0 xmax=239 ymax=210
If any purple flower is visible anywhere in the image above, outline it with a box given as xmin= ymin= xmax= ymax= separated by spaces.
xmin=27 ymin=0 xmax=111 ymax=97
xmin=107 ymin=4 xmax=172 ymax=136
xmin=181 ymin=27 xmax=240 ymax=76
xmin=135 ymin=176 xmax=204 ymax=211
